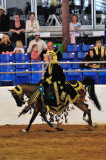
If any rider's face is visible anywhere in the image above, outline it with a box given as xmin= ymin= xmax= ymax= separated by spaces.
xmin=48 ymin=55 xmax=53 ymax=61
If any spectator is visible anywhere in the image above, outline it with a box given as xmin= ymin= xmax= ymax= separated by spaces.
xmin=40 ymin=41 xmax=62 ymax=61
xmin=0 ymin=34 xmax=13 ymax=54
xmin=26 ymin=12 xmax=40 ymax=44
xmin=0 ymin=5 xmax=10 ymax=32
xmin=101 ymin=48 xmax=106 ymax=68
xmin=79 ymin=49 xmax=100 ymax=69
xmin=85 ymin=4 xmax=91 ymax=14
xmin=9 ymin=13 xmax=25 ymax=46
xmin=30 ymin=44 xmax=41 ymax=61
xmin=14 ymin=40 xmax=24 ymax=54
xmin=69 ymin=13 xmax=83 ymax=44
xmin=27 ymin=31 xmax=47 ymax=53
xmin=104 ymin=22 xmax=106 ymax=44
xmin=93 ymin=40 xmax=105 ymax=60
xmin=24 ymin=2 xmax=31 ymax=15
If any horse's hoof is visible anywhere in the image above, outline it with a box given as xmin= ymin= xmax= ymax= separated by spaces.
xmin=22 ymin=129 xmax=28 ymax=133
xmin=92 ymin=123 xmax=97 ymax=128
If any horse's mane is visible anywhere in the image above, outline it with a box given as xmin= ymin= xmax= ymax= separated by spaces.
xmin=20 ymin=83 xmax=39 ymax=95
xmin=20 ymin=83 xmax=39 ymax=86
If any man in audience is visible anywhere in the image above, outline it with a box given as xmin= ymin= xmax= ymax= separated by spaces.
xmin=27 ymin=31 xmax=47 ymax=53
xmin=40 ymin=41 xmax=62 ymax=61
xmin=0 ymin=5 xmax=10 ymax=32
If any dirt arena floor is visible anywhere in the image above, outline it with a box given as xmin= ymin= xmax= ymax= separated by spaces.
xmin=0 ymin=124 xmax=106 ymax=160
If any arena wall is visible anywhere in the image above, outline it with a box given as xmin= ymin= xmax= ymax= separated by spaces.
xmin=0 ymin=85 xmax=106 ymax=125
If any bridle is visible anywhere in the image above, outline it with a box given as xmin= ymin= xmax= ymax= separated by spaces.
xmin=12 ymin=85 xmax=25 ymax=107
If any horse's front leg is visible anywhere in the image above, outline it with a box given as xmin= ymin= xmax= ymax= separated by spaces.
xmin=22 ymin=101 xmax=42 ymax=132
xmin=23 ymin=108 xmax=39 ymax=132
xmin=83 ymin=103 xmax=89 ymax=119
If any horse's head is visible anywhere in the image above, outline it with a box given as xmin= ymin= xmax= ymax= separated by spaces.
xmin=9 ymin=85 xmax=25 ymax=107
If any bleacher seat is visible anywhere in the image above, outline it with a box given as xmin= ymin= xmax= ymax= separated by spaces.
xmin=67 ymin=69 xmax=82 ymax=81
xmin=67 ymin=44 xmax=81 ymax=52
xmin=0 ymin=67 xmax=15 ymax=86
xmin=98 ymin=69 xmax=106 ymax=84
xmin=15 ymin=61 xmax=30 ymax=69
xmin=82 ymin=69 xmax=98 ymax=84
xmin=77 ymin=52 xmax=88 ymax=60
xmin=31 ymin=61 xmax=43 ymax=83
xmin=15 ymin=68 xmax=31 ymax=85
xmin=82 ymin=44 xmax=95 ymax=52
xmin=53 ymin=43 xmax=63 ymax=53
xmin=0 ymin=62 xmax=15 ymax=71
xmin=0 ymin=54 xmax=14 ymax=62
xmin=59 ymin=61 xmax=71 ymax=70
xmin=72 ymin=60 xmax=81 ymax=69
xmin=53 ymin=45 xmax=58 ymax=49
xmin=24 ymin=46 xmax=28 ymax=53
xmin=15 ymin=53 xmax=30 ymax=61
xmin=62 ymin=52 xmax=77 ymax=60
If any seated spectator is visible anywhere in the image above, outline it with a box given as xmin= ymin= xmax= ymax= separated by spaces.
xmin=69 ymin=13 xmax=83 ymax=44
xmin=25 ymin=2 xmax=31 ymax=15
xmin=0 ymin=5 xmax=10 ymax=32
xmin=101 ymin=48 xmax=106 ymax=68
xmin=26 ymin=12 xmax=40 ymax=44
xmin=30 ymin=44 xmax=41 ymax=61
xmin=93 ymin=40 xmax=104 ymax=60
xmin=104 ymin=23 xmax=106 ymax=44
xmin=79 ymin=49 xmax=100 ymax=69
xmin=14 ymin=40 xmax=24 ymax=54
xmin=27 ymin=31 xmax=47 ymax=53
xmin=0 ymin=34 xmax=13 ymax=54
xmin=9 ymin=13 xmax=25 ymax=46
xmin=40 ymin=41 xmax=62 ymax=61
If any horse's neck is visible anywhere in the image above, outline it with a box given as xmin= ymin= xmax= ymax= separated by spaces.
xmin=21 ymin=83 xmax=39 ymax=98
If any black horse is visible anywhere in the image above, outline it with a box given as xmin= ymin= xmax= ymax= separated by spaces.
xmin=9 ymin=77 xmax=101 ymax=132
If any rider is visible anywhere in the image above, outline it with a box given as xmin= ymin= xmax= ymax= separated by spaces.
xmin=29 ymin=50 xmax=78 ymax=115
xmin=39 ymin=50 xmax=66 ymax=107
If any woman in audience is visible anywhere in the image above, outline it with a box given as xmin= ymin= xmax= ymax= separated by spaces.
xmin=30 ymin=44 xmax=41 ymax=61
xmin=69 ymin=13 xmax=83 ymax=44
xmin=79 ymin=49 xmax=100 ymax=69
xmin=10 ymin=13 xmax=25 ymax=46
xmin=93 ymin=40 xmax=104 ymax=60
xmin=26 ymin=12 xmax=40 ymax=44
xmin=0 ymin=34 xmax=13 ymax=54
xmin=101 ymin=48 xmax=106 ymax=68
xmin=14 ymin=40 xmax=24 ymax=54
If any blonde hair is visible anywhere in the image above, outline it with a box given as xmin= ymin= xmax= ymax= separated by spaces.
xmin=16 ymin=40 xmax=23 ymax=48
xmin=31 ymin=44 xmax=38 ymax=52
xmin=0 ymin=34 xmax=11 ymax=44
xmin=96 ymin=40 xmax=102 ymax=44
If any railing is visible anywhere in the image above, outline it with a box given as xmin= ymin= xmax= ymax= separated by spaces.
xmin=0 ymin=28 xmax=106 ymax=45
xmin=0 ymin=61 xmax=106 ymax=74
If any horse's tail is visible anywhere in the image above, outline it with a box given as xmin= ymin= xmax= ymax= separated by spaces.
xmin=82 ymin=77 xmax=101 ymax=111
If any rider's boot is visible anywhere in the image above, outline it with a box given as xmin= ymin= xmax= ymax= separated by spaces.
xmin=41 ymin=105 xmax=50 ymax=116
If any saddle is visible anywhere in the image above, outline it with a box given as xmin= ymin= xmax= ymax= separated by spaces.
xmin=43 ymin=80 xmax=84 ymax=114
